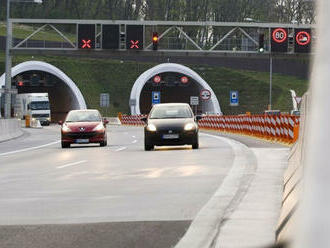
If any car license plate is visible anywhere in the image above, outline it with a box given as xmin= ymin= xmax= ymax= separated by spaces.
xmin=162 ymin=134 xmax=179 ymax=139
xmin=76 ymin=139 xmax=89 ymax=143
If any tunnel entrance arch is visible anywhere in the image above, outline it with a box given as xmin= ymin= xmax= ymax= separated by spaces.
xmin=0 ymin=61 xmax=87 ymax=121
xmin=130 ymin=63 xmax=221 ymax=115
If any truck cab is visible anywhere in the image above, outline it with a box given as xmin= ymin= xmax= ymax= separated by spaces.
xmin=15 ymin=93 xmax=51 ymax=126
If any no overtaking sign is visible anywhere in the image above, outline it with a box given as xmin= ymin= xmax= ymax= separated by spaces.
xmin=200 ymin=89 xmax=211 ymax=101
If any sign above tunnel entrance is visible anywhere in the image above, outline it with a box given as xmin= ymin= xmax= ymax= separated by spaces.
xmin=190 ymin=96 xmax=199 ymax=106
xmin=152 ymin=91 xmax=161 ymax=105
xmin=153 ymin=75 xmax=161 ymax=84
xmin=200 ymin=89 xmax=211 ymax=101
xmin=181 ymin=76 xmax=189 ymax=84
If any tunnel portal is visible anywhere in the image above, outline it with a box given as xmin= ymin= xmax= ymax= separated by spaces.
xmin=0 ymin=61 xmax=86 ymax=122
xmin=130 ymin=63 xmax=222 ymax=115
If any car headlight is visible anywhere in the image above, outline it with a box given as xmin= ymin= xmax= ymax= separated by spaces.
xmin=93 ymin=123 xmax=105 ymax=132
xmin=184 ymin=123 xmax=196 ymax=131
xmin=146 ymin=124 xmax=157 ymax=132
xmin=62 ymin=124 xmax=71 ymax=132
xmin=46 ymin=117 xmax=50 ymax=121
xmin=32 ymin=118 xmax=36 ymax=121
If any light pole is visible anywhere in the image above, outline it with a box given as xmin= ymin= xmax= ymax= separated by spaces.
xmin=4 ymin=0 xmax=12 ymax=119
xmin=3 ymin=0 xmax=42 ymax=119
xmin=269 ymin=54 xmax=273 ymax=110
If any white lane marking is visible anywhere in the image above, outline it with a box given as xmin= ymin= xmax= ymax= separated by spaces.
xmin=115 ymin=147 xmax=127 ymax=152
xmin=132 ymin=140 xmax=138 ymax=144
xmin=0 ymin=140 xmax=61 ymax=157
xmin=132 ymin=135 xmax=136 ymax=138
xmin=56 ymin=160 xmax=87 ymax=169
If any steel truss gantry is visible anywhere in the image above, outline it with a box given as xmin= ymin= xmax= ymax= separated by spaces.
xmin=7 ymin=19 xmax=314 ymax=54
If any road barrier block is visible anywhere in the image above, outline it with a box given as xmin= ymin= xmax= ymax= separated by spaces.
xmin=119 ymin=113 xmax=300 ymax=145
xmin=0 ymin=119 xmax=23 ymax=142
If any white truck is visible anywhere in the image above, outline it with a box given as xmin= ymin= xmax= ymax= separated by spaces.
xmin=14 ymin=93 xmax=51 ymax=125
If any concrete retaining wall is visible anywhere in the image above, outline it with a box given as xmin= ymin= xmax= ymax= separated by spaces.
xmin=0 ymin=119 xmax=23 ymax=143
xmin=276 ymin=93 xmax=309 ymax=244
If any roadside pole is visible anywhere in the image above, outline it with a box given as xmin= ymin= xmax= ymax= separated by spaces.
xmin=269 ymin=54 xmax=273 ymax=110
xmin=4 ymin=0 xmax=12 ymax=119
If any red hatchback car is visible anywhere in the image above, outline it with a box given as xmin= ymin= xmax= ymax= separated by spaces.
xmin=59 ymin=109 xmax=108 ymax=148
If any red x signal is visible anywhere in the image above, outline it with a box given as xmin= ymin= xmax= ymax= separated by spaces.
xmin=81 ymin=39 xmax=92 ymax=49
xmin=130 ymin=40 xmax=140 ymax=49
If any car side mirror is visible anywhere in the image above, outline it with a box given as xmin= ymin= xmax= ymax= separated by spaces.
xmin=141 ymin=117 xmax=147 ymax=123
xmin=58 ymin=120 xmax=63 ymax=126
xmin=195 ymin=115 xmax=203 ymax=121
xmin=103 ymin=119 xmax=109 ymax=125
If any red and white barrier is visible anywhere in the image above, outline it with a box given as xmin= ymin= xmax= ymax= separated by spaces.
xmin=120 ymin=114 xmax=147 ymax=126
xmin=119 ymin=114 xmax=300 ymax=144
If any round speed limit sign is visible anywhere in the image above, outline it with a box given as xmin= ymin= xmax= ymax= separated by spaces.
xmin=272 ymin=28 xmax=287 ymax=43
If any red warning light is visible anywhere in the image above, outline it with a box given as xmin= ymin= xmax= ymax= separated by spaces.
xmin=130 ymin=40 xmax=140 ymax=49
xmin=296 ymin=31 xmax=311 ymax=46
xmin=81 ymin=39 xmax=92 ymax=49
xmin=153 ymin=75 xmax=161 ymax=83
xmin=18 ymin=81 xmax=24 ymax=87
xmin=181 ymin=76 xmax=189 ymax=84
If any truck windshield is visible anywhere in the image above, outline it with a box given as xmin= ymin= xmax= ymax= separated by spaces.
xmin=30 ymin=101 xmax=50 ymax=110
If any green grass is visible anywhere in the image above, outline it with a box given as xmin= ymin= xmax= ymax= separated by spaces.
xmin=0 ymin=52 xmax=309 ymax=116
xmin=0 ymin=23 xmax=76 ymax=43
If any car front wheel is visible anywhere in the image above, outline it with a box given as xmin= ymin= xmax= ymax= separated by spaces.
xmin=192 ymin=136 xmax=199 ymax=149
xmin=100 ymin=140 xmax=107 ymax=147
xmin=61 ymin=142 xmax=70 ymax=148
xmin=144 ymin=143 xmax=154 ymax=151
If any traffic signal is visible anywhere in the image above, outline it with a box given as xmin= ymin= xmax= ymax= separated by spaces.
xmin=295 ymin=29 xmax=312 ymax=53
xmin=271 ymin=28 xmax=288 ymax=53
xmin=78 ymin=24 xmax=95 ymax=49
xmin=152 ymin=32 xmax=159 ymax=50
xmin=102 ymin=25 xmax=120 ymax=49
xmin=258 ymin=34 xmax=265 ymax=53
xmin=126 ymin=25 xmax=144 ymax=50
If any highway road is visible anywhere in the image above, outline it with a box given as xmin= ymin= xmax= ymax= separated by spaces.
xmin=0 ymin=125 xmax=287 ymax=248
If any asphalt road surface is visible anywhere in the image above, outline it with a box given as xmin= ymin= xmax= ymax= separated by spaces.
xmin=0 ymin=125 xmax=285 ymax=248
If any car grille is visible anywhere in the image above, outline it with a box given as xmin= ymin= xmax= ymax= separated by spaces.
xmin=66 ymin=132 xmax=98 ymax=139
xmin=157 ymin=127 xmax=183 ymax=132
xmin=32 ymin=114 xmax=49 ymax=118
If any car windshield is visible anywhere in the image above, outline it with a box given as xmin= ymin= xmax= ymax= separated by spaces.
xmin=65 ymin=111 xmax=101 ymax=122
xmin=30 ymin=101 xmax=50 ymax=110
xmin=149 ymin=105 xmax=193 ymax=119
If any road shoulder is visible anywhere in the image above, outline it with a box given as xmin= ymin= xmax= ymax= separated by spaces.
xmin=176 ymin=131 xmax=288 ymax=248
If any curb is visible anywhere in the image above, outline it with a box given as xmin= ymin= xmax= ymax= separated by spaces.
xmin=175 ymin=133 xmax=257 ymax=248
